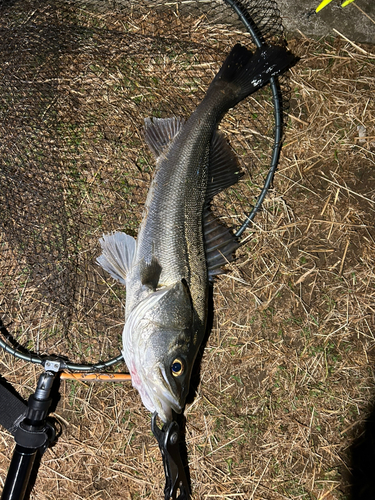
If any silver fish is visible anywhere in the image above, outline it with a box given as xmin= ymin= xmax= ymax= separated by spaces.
xmin=97 ymin=44 xmax=294 ymax=422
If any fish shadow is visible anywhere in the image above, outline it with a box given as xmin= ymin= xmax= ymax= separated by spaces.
xmin=173 ymin=284 xmax=214 ymax=496
xmin=186 ymin=283 xmax=214 ymax=407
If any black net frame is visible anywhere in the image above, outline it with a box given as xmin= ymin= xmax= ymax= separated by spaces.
xmin=0 ymin=0 xmax=290 ymax=369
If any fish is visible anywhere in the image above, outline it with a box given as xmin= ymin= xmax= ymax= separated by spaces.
xmin=97 ymin=43 xmax=295 ymax=423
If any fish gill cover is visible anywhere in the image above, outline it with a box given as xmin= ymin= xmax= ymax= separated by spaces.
xmin=0 ymin=0 xmax=289 ymax=368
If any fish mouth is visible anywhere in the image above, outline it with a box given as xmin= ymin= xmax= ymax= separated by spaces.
xmin=127 ymin=358 xmax=183 ymax=423
xmin=153 ymin=394 xmax=182 ymax=423
xmin=156 ymin=364 xmax=184 ymax=418
xmin=144 ymin=363 xmax=183 ymax=423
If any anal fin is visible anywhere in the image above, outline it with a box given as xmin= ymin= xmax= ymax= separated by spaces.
xmin=204 ymin=209 xmax=239 ymax=281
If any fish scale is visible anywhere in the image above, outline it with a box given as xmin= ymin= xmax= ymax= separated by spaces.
xmin=133 ymin=113 xmax=216 ymax=328
xmin=97 ymin=43 xmax=295 ymax=423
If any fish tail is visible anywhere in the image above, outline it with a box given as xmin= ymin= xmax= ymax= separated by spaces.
xmin=208 ymin=44 xmax=295 ymax=110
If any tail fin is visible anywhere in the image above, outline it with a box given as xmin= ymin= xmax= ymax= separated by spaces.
xmin=208 ymin=44 xmax=295 ymax=109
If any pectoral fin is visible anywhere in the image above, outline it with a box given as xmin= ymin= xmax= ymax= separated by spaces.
xmin=144 ymin=281 xmax=193 ymax=330
xmin=97 ymin=231 xmax=136 ymax=284
xmin=140 ymin=256 xmax=162 ymax=290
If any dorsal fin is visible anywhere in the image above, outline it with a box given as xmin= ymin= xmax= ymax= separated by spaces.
xmin=144 ymin=117 xmax=184 ymax=158
xmin=140 ymin=256 xmax=162 ymax=290
xmin=206 ymin=130 xmax=243 ymax=201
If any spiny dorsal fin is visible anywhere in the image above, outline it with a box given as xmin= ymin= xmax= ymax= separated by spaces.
xmin=206 ymin=131 xmax=243 ymax=202
xmin=97 ymin=231 xmax=136 ymax=285
xmin=204 ymin=209 xmax=239 ymax=281
xmin=144 ymin=117 xmax=185 ymax=158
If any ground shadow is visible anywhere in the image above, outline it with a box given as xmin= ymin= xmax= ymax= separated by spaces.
xmin=348 ymin=397 xmax=375 ymax=499
xmin=186 ymin=282 xmax=214 ymax=406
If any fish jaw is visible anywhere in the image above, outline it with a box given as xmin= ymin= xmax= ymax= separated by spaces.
xmin=122 ymin=282 xmax=196 ymax=423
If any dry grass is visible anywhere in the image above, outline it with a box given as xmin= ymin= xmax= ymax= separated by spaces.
xmin=1 ymin=2 xmax=375 ymax=500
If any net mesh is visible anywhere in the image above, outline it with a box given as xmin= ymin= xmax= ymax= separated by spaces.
xmin=0 ymin=0 xmax=288 ymax=364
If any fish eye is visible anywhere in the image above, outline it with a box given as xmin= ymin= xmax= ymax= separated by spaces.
xmin=171 ymin=358 xmax=184 ymax=377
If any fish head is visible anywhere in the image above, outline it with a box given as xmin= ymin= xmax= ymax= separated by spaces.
xmin=122 ymin=280 xmax=197 ymax=423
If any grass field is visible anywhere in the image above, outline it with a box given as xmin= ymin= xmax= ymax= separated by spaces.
xmin=1 ymin=2 xmax=375 ymax=499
